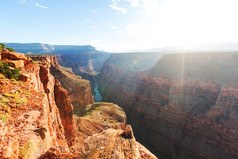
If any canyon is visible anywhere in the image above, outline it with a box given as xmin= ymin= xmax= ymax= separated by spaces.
xmin=4 ymin=43 xmax=110 ymax=93
xmin=30 ymin=55 xmax=94 ymax=116
xmin=55 ymin=53 xmax=110 ymax=93
xmin=3 ymin=43 xmax=110 ymax=78
xmin=2 ymin=43 xmax=238 ymax=159
xmin=98 ymin=52 xmax=238 ymax=159
xmin=0 ymin=50 xmax=156 ymax=158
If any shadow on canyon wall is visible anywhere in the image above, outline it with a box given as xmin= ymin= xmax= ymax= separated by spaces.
xmin=97 ymin=52 xmax=238 ymax=159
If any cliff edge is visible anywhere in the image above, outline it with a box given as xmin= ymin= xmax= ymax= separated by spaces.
xmin=0 ymin=51 xmax=156 ymax=159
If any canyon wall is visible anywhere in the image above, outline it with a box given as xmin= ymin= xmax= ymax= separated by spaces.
xmin=56 ymin=53 xmax=110 ymax=93
xmin=56 ymin=53 xmax=110 ymax=76
xmin=0 ymin=51 xmax=72 ymax=158
xmin=0 ymin=51 xmax=156 ymax=158
xmin=3 ymin=43 xmax=110 ymax=93
xmin=98 ymin=52 xmax=238 ymax=159
xmin=30 ymin=55 xmax=94 ymax=116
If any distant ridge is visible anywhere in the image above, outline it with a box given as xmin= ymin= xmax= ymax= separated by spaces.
xmin=2 ymin=43 xmax=102 ymax=54
xmin=147 ymin=42 xmax=238 ymax=53
xmin=3 ymin=42 xmax=238 ymax=54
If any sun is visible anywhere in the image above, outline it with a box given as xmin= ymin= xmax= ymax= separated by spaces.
xmin=138 ymin=0 xmax=238 ymax=50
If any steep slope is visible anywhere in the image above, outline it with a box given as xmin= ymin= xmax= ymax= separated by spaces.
xmin=101 ymin=52 xmax=162 ymax=72
xmin=56 ymin=53 xmax=110 ymax=94
xmin=98 ymin=52 xmax=238 ymax=159
xmin=0 ymin=51 xmax=73 ymax=158
xmin=30 ymin=55 xmax=94 ymax=116
xmin=56 ymin=53 xmax=110 ymax=76
xmin=150 ymin=53 xmax=238 ymax=84
xmin=0 ymin=51 xmax=156 ymax=158
xmin=40 ymin=102 xmax=157 ymax=159
xmin=4 ymin=42 xmax=110 ymax=92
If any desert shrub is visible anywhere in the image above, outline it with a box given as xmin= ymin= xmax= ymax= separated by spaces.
xmin=0 ymin=97 xmax=9 ymax=103
xmin=0 ymin=43 xmax=15 ymax=52
xmin=3 ymin=93 xmax=19 ymax=98
xmin=0 ymin=43 xmax=5 ymax=49
xmin=19 ymin=142 xmax=33 ymax=157
xmin=6 ymin=47 xmax=15 ymax=52
xmin=0 ymin=61 xmax=10 ymax=74
xmin=25 ymin=91 xmax=32 ymax=98
xmin=9 ymin=67 xmax=21 ymax=79
xmin=0 ymin=43 xmax=5 ymax=52
xmin=0 ymin=113 xmax=10 ymax=123
xmin=0 ymin=61 xmax=21 ymax=80
xmin=0 ymin=104 xmax=11 ymax=114
xmin=16 ymin=98 xmax=27 ymax=104
xmin=0 ymin=73 xmax=5 ymax=78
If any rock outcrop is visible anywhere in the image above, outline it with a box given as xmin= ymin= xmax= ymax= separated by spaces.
xmin=31 ymin=55 xmax=95 ymax=116
xmin=98 ymin=52 xmax=238 ymax=159
xmin=30 ymin=55 xmax=59 ymax=69
xmin=1 ymin=49 xmax=33 ymax=68
xmin=72 ymin=102 xmax=157 ymax=159
xmin=0 ymin=52 xmax=156 ymax=158
xmin=0 ymin=52 xmax=69 ymax=158
xmin=54 ymin=80 xmax=76 ymax=146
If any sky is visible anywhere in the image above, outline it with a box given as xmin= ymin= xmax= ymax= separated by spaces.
xmin=0 ymin=0 xmax=238 ymax=52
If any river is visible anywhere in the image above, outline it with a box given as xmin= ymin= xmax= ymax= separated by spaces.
xmin=93 ymin=78 xmax=102 ymax=102
xmin=92 ymin=79 xmax=170 ymax=158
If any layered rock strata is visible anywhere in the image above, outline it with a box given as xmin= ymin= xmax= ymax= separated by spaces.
xmin=0 ymin=52 xmax=156 ymax=158
xmin=0 ymin=52 xmax=70 ymax=158
xmin=30 ymin=55 xmax=94 ymax=116
xmin=98 ymin=52 xmax=238 ymax=159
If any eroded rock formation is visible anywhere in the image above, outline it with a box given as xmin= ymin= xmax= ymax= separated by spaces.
xmin=98 ymin=52 xmax=238 ymax=159
xmin=30 ymin=55 xmax=94 ymax=116
xmin=0 ymin=52 xmax=69 ymax=158
xmin=0 ymin=52 xmax=156 ymax=158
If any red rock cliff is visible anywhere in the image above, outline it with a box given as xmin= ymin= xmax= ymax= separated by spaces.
xmin=30 ymin=55 xmax=95 ymax=116
xmin=54 ymin=79 xmax=76 ymax=146
xmin=0 ymin=53 xmax=156 ymax=158
xmin=0 ymin=52 xmax=69 ymax=158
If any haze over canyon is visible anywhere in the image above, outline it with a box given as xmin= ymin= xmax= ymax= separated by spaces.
xmin=2 ymin=0 xmax=238 ymax=158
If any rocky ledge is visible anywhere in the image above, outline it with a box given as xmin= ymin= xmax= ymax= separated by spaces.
xmin=0 ymin=52 xmax=156 ymax=158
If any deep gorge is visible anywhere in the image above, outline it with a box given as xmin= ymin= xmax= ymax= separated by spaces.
xmin=3 ymin=42 xmax=238 ymax=158
xmin=93 ymin=77 xmax=102 ymax=102
xmin=0 ymin=50 xmax=157 ymax=158
xmin=96 ymin=52 xmax=238 ymax=159
xmin=55 ymin=51 xmax=238 ymax=158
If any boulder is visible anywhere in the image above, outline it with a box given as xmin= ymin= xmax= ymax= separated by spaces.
xmin=19 ymin=73 xmax=30 ymax=82
xmin=2 ymin=51 xmax=27 ymax=60
xmin=6 ymin=60 xmax=24 ymax=68
xmin=121 ymin=125 xmax=134 ymax=139
xmin=24 ymin=57 xmax=33 ymax=65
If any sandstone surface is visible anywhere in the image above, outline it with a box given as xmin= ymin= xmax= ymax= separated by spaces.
xmin=0 ymin=52 xmax=156 ymax=158
xmin=31 ymin=55 xmax=95 ymax=116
